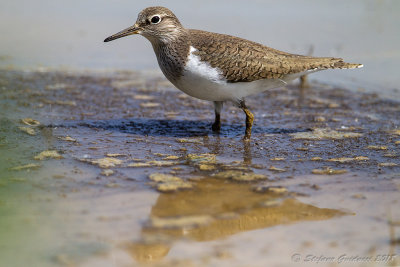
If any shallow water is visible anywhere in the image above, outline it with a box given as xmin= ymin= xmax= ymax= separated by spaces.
xmin=0 ymin=70 xmax=399 ymax=266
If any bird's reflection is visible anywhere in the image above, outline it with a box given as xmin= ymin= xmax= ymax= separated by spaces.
xmin=203 ymin=136 xmax=252 ymax=164
xmin=125 ymin=177 xmax=346 ymax=262
xmin=243 ymin=140 xmax=252 ymax=164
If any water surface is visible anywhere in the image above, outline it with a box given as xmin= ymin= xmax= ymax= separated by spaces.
xmin=0 ymin=69 xmax=399 ymax=266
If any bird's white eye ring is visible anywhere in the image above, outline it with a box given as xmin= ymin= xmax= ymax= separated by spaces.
xmin=150 ymin=15 xmax=161 ymax=24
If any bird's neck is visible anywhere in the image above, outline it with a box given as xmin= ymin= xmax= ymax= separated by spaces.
xmin=150 ymin=30 xmax=190 ymax=83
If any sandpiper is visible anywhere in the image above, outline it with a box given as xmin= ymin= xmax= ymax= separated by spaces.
xmin=104 ymin=6 xmax=362 ymax=139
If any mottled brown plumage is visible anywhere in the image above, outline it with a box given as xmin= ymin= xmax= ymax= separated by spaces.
xmin=188 ymin=29 xmax=361 ymax=83
xmin=104 ymin=6 xmax=363 ymax=139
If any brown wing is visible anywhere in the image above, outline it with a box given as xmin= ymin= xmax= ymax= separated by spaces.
xmin=188 ymin=29 xmax=360 ymax=83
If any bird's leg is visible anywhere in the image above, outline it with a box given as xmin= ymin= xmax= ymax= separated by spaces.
xmin=239 ymin=99 xmax=254 ymax=140
xmin=212 ymin=101 xmax=223 ymax=132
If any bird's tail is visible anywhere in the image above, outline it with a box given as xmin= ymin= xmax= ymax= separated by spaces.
xmin=332 ymin=60 xmax=363 ymax=69
xmin=298 ymin=56 xmax=363 ymax=71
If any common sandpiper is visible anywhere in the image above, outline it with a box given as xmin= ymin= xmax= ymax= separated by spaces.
xmin=104 ymin=6 xmax=362 ymax=140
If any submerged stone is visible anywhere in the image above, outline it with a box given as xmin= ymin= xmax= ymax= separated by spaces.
xmin=34 ymin=150 xmax=63 ymax=160
xmin=213 ymin=170 xmax=268 ymax=182
xmin=268 ymin=166 xmax=286 ymax=172
xmin=21 ymin=118 xmax=40 ymax=126
xmin=105 ymin=153 xmax=127 ymax=157
xmin=149 ymin=173 xmax=193 ymax=192
xmin=140 ymin=102 xmax=160 ymax=108
xmin=378 ymin=162 xmax=398 ymax=167
xmin=133 ymin=94 xmax=155 ymax=100
xmin=18 ymin=126 xmax=36 ymax=136
xmin=270 ymin=157 xmax=285 ymax=161
xmin=311 ymin=157 xmax=323 ymax=161
xmin=58 ymin=136 xmax=77 ymax=142
xmin=147 ymin=160 xmax=179 ymax=167
xmin=127 ymin=159 xmax=179 ymax=168
xmin=388 ymin=129 xmax=400 ymax=136
xmin=199 ymin=164 xmax=216 ymax=171
xmin=91 ymin=157 xmax=123 ymax=168
xmin=156 ymin=181 xmax=193 ymax=192
xmin=101 ymin=169 xmax=114 ymax=176
xmin=176 ymin=138 xmax=203 ymax=144
xmin=10 ymin=163 xmax=41 ymax=171
xmin=312 ymin=167 xmax=348 ymax=175
xmin=150 ymin=215 xmax=212 ymax=228
xmin=367 ymin=145 xmax=388 ymax=150
xmin=163 ymin=155 xmax=179 ymax=160
xmin=128 ymin=162 xmax=152 ymax=168
xmin=187 ymin=153 xmax=216 ymax=164
xmin=383 ymin=153 xmax=398 ymax=158
xmin=290 ymin=128 xmax=362 ymax=140
xmin=327 ymin=156 xmax=369 ymax=163
xmin=148 ymin=173 xmax=182 ymax=183
xmin=254 ymin=185 xmax=288 ymax=194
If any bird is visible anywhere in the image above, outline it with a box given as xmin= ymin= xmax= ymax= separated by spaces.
xmin=104 ymin=6 xmax=362 ymax=140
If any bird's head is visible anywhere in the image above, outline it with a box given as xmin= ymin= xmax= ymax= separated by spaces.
xmin=104 ymin=6 xmax=184 ymax=44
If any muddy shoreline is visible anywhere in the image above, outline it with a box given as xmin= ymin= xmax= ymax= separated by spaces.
xmin=0 ymin=69 xmax=399 ymax=266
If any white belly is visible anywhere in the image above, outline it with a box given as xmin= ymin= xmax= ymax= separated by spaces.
xmin=174 ymin=75 xmax=287 ymax=102
xmin=169 ymin=46 xmax=310 ymax=102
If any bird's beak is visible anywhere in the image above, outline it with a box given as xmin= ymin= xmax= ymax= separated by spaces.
xmin=104 ymin=23 xmax=140 ymax=42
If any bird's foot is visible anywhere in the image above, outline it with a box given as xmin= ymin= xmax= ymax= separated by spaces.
xmin=212 ymin=121 xmax=221 ymax=132
xmin=240 ymin=101 xmax=254 ymax=141
xmin=243 ymin=125 xmax=252 ymax=141
xmin=243 ymin=133 xmax=251 ymax=141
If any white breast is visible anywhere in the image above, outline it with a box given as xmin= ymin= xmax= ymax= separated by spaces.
xmin=172 ymin=46 xmax=228 ymax=101
xmin=171 ymin=46 xmax=300 ymax=103
xmin=185 ymin=46 xmax=225 ymax=84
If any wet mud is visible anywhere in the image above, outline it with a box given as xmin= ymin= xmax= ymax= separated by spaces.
xmin=0 ymin=69 xmax=399 ymax=266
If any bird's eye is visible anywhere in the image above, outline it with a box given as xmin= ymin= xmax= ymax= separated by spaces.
xmin=150 ymin=15 xmax=161 ymax=24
